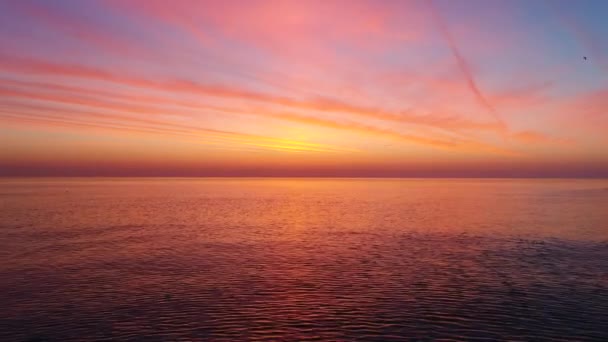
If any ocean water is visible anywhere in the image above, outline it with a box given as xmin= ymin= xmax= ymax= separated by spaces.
xmin=1 ymin=178 xmax=607 ymax=341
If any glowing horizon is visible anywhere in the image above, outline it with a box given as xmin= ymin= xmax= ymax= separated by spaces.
xmin=1 ymin=0 xmax=607 ymax=177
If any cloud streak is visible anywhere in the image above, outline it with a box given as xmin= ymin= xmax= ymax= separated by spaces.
xmin=0 ymin=55 xmax=503 ymax=135
xmin=0 ymin=80 xmax=497 ymax=153
xmin=427 ymin=0 xmax=507 ymax=134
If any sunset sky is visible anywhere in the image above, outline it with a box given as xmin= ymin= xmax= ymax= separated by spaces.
xmin=1 ymin=0 xmax=607 ymax=177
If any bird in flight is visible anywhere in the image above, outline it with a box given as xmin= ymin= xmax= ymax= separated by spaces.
xmin=584 ymin=56 xmax=587 ymax=60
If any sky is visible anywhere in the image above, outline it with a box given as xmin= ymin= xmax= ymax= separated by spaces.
xmin=0 ymin=0 xmax=607 ymax=177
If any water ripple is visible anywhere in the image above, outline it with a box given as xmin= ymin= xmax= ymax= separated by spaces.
xmin=1 ymin=178 xmax=608 ymax=341
xmin=1 ymin=232 xmax=606 ymax=341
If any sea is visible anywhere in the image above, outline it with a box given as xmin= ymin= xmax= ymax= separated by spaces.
xmin=1 ymin=178 xmax=607 ymax=341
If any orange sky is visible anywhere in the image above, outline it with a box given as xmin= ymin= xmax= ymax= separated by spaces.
xmin=1 ymin=0 xmax=607 ymax=177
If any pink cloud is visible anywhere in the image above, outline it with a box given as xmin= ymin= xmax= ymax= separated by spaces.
xmin=427 ymin=1 xmax=507 ymax=133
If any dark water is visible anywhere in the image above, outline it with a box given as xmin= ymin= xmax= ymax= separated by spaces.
xmin=1 ymin=178 xmax=607 ymax=341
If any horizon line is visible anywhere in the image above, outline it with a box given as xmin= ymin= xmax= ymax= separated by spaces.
xmin=2 ymin=175 xmax=608 ymax=180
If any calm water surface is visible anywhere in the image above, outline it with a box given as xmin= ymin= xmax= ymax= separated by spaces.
xmin=1 ymin=178 xmax=607 ymax=341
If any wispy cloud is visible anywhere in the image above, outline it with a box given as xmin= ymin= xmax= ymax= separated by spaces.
xmin=427 ymin=0 xmax=507 ymax=134
xmin=7 ymin=0 xmax=145 ymax=58
xmin=0 ymin=55 xmax=503 ymax=135
xmin=0 ymin=78 xmax=493 ymax=153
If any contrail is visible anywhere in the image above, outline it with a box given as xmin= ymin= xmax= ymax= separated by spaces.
xmin=427 ymin=0 xmax=508 ymax=134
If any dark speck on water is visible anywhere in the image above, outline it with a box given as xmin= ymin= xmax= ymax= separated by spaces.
xmin=1 ymin=178 xmax=608 ymax=341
